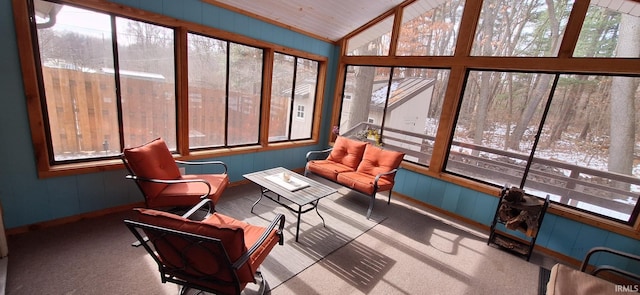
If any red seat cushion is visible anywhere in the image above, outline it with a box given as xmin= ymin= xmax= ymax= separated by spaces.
xmin=306 ymin=160 xmax=355 ymax=181
xmin=200 ymin=212 xmax=280 ymax=282
xmin=177 ymin=174 xmax=229 ymax=203
xmin=124 ymin=138 xmax=229 ymax=207
xmin=337 ymin=171 xmax=394 ymax=195
xmin=206 ymin=214 xmax=280 ymax=272
xmin=148 ymin=173 xmax=229 ymax=208
xmin=335 ymin=145 xmax=404 ymax=195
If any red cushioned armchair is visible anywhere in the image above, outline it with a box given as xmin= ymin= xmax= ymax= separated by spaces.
xmin=121 ymin=138 xmax=229 ymax=210
xmin=125 ymin=199 xmax=285 ymax=295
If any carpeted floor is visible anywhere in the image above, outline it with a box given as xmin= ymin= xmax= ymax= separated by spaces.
xmin=4 ymin=177 xmax=383 ymax=295
xmin=5 ymin=174 xmax=549 ymax=294
xmin=216 ymin=182 xmax=386 ymax=289
xmin=272 ymin=193 xmax=543 ymax=295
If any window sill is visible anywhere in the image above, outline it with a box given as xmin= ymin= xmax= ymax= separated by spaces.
xmin=37 ymin=140 xmax=319 ymax=178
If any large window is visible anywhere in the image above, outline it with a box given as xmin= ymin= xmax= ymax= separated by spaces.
xmin=338 ymin=66 xmax=449 ymax=166
xmin=117 ymin=18 xmax=176 ymax=150
xmin=471 ymin=0 xmax=575 ymax=57
xmin=396 ymin=0 xmax=466 ymax=56
xmin=446 ymin=71 xmax=640 ymax=223
xmin=531 ymin=74 xmax=640 ymax=222
xmin=573 ymin=0 xmax=640 ymax=58
xmin=337 ymin=0 xmax=640 ymax=231
xmin=447 ymin=71 xmax=554 ymax=186
xmin=269 ymin=53 xmax=319 ymax=142
xmin=444 ymin=0 xmax=640 ymax=224
xmin=187 ymin=33 xmax=227 ymax=148
xmin=346 ymin=15 xmax=394 ymax=56
xmin=34 ymin=1 xmax=176 ymax=160
xmin=25 ymin=0 xmax=325 ymax=169
xmin=227 ymin=43 xmax=263 ymax=146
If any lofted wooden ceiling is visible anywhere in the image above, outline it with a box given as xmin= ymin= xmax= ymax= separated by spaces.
xmin=204 ymin=0 xmax=409 ymax=42
xmin=203 ymin=0 xmax=640 ymax=44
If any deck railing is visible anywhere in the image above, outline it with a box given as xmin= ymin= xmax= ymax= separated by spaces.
xmin=341 ymin=122 xmax=638 ymax=220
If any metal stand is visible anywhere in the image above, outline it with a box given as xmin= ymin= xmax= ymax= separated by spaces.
xmin=487 ymin=186 xmax=550 ymax=261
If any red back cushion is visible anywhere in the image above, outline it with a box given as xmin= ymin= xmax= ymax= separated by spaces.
xmin=123 ymin=138 xmax=181 ymax=198
xmin=357 ymin=144 xmax=404 ymax=182
xmin=327 ymin=136 xmax=367 ymax=170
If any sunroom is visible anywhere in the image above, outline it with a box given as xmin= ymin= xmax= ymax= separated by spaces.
xmin=2 ymin=0 xmax=640 ymax=293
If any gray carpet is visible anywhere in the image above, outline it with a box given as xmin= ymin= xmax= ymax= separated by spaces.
xmin=5 ymin=175 xmax=544 ymax=294
xmin=4 ymin=177 xmax=384 ymax=295
xmin=216 ymin=183 xmax=386 ymax=289
xmin=272 ymin=197 xmax=542 ymax=295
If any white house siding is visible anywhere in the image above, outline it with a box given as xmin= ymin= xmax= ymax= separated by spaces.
xmin=384 ymin=85 xmax=434 ymax=162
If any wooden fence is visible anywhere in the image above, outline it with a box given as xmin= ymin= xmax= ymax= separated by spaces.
xmin=42 ymin=67 xmax=264 ymax=159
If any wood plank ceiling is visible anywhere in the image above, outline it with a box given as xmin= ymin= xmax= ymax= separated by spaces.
xmin=205 ymin=0 xmax=640 ymax=44
xmin=204 ymin=0 xmax=407 ymax=42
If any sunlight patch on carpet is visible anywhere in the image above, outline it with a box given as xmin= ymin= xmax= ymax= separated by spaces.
xmin=215 ymin=187 xmax=387 ymax=289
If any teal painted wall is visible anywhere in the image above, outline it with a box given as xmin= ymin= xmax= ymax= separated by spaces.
xmin=394 ymin=169 xmax=640 ymax=267
xmin=0 ymin=0 xmax=337 ymax=229
xmin=1 ymin=0 xmax=638 ymax=267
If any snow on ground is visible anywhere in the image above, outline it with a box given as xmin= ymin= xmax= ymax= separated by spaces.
xmin=445 ymin=121 xmax=638 ymax=221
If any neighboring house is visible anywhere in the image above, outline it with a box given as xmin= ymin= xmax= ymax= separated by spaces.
xmin=276 ymin=81 xmax=316 ymax=140
xmin=341 ymin=77 xmax=435 ymax=162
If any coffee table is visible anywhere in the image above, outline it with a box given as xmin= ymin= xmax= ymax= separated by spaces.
xmin=243 ymin=167 xmax=337 ymax=242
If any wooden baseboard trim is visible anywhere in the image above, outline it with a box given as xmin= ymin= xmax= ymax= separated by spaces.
xmin=393 ymin=192 xmax=580 ymax=267
xmin=4 ymin=176 xmax=588 ymax=270
xmin=5 ymin=202 xmax=145 ymax=236
xmin=4 ymin=177 xmax=262 ymax=236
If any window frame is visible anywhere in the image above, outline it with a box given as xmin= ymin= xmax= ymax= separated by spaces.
xmin=336 ymin=64 xmax=449 ymax=166
xmin=334 ymin=0 xmax=640 ymax=237
xmin=13 ymin=0 xmax=328 ymax=178
xmin=444 ymin=69 xmax=640 ymax=225
xmin=268 ymin=52 xmax=321 ymax=143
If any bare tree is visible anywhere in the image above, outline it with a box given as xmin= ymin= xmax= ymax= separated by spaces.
xmin=469 ymin=0 xmax=500 ymax=150
xmin=506 ymin=0 xmax=564 ymax=150
xmin=188 ymin=36 xmax=227 ymax=89
xmin=349 ymin=42 xmax=380 ymax=132
xmin=118 ymin=19 xmax=174 ymax=75
xmin=608 ymin=14 xmax=640 ymax=179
